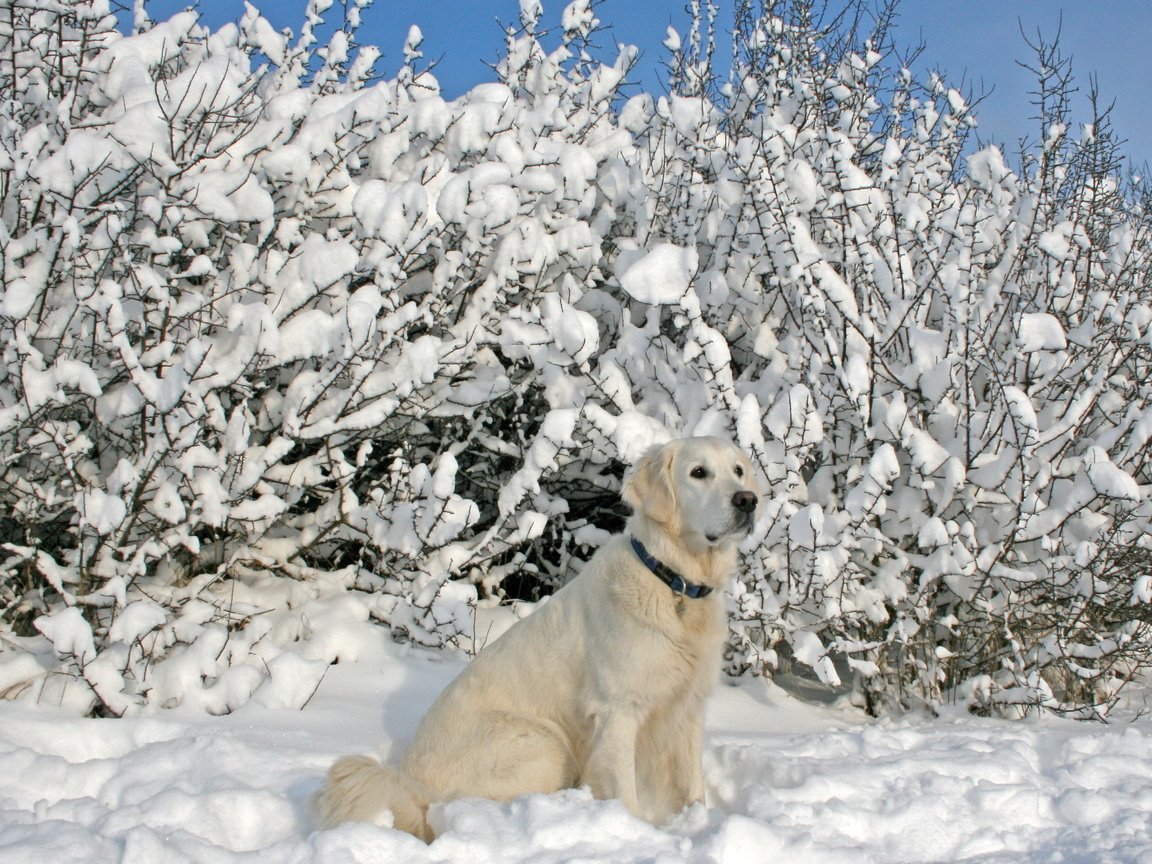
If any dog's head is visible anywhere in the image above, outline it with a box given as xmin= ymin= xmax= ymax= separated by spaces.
xmin=622 ymin=437 xmax=761 ymax=551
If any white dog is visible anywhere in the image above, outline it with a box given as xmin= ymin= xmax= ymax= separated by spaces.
xmin=316 ymin=436 xmax=760 ymax=841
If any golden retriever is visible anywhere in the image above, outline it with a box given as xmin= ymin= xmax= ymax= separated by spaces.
xmin=315 ymin=436 xmax=760 ymax=841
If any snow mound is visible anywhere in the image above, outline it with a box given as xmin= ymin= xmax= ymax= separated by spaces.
xmin=1018 ymin=312 xmax=1068 ymax=352
xmin=615 ymin=243 xmax=698 ymax=305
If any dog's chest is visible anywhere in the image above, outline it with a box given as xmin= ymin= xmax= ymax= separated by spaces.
xmin=653 ymin=596 xmax=725 ymax=674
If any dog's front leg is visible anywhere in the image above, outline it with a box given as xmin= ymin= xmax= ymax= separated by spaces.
xmin=583 ymin=709 xmax=642 ymax=814
xmin=635 ymin=700 xmax=705 ymax=821
xmin=680 ymin=704 xmax=706 ymax=804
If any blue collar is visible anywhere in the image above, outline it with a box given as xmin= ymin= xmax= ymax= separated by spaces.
xmin=629 ymin=537 xmax=713 ymax=599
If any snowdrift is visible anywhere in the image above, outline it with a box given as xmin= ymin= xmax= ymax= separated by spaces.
xmin=2 ymin=643 xmax=1151 ymax=862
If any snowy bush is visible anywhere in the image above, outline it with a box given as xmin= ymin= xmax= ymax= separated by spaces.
xmin=0 ymin=0 xmax=1149 ymax=718
xmin=657 ymin=1 xmax=1152 ymax=718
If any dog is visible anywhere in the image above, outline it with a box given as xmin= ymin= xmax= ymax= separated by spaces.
xmin=315 ymin=436 xmax=761 ymax=841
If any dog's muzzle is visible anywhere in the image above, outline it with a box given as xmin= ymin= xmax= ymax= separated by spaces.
xmin=706 ymin=491 xmax=759 ymax=542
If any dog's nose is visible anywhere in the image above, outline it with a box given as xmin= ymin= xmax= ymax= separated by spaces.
xmin=732 ymin=491 xmax=758 ymax=513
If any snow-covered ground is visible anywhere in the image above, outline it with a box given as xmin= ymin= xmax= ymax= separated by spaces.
xmin=3 ymin=633 xmax=1151 ymax=864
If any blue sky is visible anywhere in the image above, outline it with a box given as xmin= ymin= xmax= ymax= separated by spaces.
xmin=130 ymin=1 xmax=1151 ymax=168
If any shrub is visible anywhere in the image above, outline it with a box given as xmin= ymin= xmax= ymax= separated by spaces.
xmin=0 ymin=0 xmax=1148 ymax=718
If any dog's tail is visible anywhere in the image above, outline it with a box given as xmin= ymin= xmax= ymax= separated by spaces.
xmin=315 ymin=754 xmax=435 ymax=842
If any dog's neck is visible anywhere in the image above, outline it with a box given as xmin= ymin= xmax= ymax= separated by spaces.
xmin=626 ymin=514 xmax=739 ymax=592
xmin=629 ymin=537 xmax=714 ymax=598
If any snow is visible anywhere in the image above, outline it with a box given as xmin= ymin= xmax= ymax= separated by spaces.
xmin=785 ymin=158 xmax=823 ymax=212
xmin=787 ymin=503 xmax=825 ymax=549
xmin=1018 ymin=312 xmax=1068 ymax=352
xmin=1085 ymin=448 xmax=1142 ymax=502
xmin=1037 ymin=222 xmax=1075 ymax=261
xmin=615 ymin=243 xmax=699 ymax=305
xmin=3 ymin=641 xmax=1151 ymax=863
xmin=32 ymin=607 xmax=97 ymax=667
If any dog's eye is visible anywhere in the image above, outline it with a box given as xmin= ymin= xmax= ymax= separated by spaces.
xmin=735 ymin=466 xmax=745 ymax=478
xmin=690 ymin=466 xmax=708 ymax=479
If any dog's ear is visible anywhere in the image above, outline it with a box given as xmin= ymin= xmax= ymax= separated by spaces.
xmin=622 ymin=442 xmax=677 ymax=525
